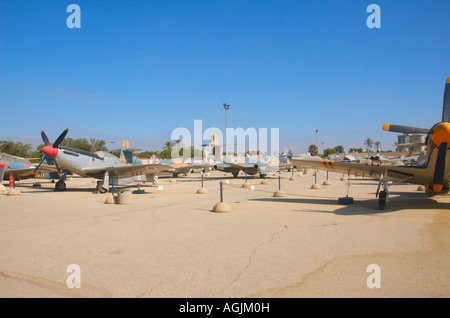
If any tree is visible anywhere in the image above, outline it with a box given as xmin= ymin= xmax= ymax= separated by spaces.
xmin=163 ymin=141 xmax=174 ymax=152
xmin=374 ymin=141 xmax=381 ymax=152
xmin=159 ymin=149 xmax=172 ymax=159
xmin=334 ymin=145 xmax=344 ymax=154
xmin=308 ymin=144 xmax=318 ymax=156
xmin=323 ymin=148 xmax=337 ymax=157
xmin=364 ymin=138 xmax=374 ymax=152
xmin=135 ymin=150 xmax=159 ymax=159
xmin=0 ymin=140 xmax=33 ymax=158
xmin=90 ymin=138 xmax=108 ymax=152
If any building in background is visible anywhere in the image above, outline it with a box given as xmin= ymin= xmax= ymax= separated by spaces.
xmin=396 ymin=134 xmax=426 ymax=153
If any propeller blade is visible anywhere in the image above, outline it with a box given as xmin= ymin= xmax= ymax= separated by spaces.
xmin=443 ymin=77 xmax=450 ymax=122
xmin=382 ymin=124 xmax=429 ymax=135
xmin=53 ymin=128 xmax=69 ymax=148
xmin=41 ymin=131 xmax=51 ymax=146
xmin=432 ymin=142 xmax=447 ymax=192
xmin=53 ymin=159 xmax=62 ymax=175
xmin=33 ymin=156 xmax=46 ymax=173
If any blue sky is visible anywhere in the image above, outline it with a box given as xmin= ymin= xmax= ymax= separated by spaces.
xmin=1 ymin=0 xmax=449 ymax=154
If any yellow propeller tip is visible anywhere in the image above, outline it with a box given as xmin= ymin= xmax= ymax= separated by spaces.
xmin=447 ymin=77 xmax=450 ymax=84
xmin=433 ymin=184 xmax=443 ymax=192
xmin=382 ymin=124 xmax=390 ymax=131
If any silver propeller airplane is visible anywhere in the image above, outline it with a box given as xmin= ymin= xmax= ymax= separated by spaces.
xmin=290 ymin=77 xmax=450 ymax=208
xmin=34 ymin=129 xmax=174 ymax=193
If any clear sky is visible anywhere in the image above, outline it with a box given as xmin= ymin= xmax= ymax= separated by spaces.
xmin=1 ymin=0 xmax=449 ymax=154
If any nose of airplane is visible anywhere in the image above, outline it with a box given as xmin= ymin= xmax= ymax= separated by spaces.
xmin=42 ymin=146 xmax=58 ymax=158
xmin=430 ymin=122 xmax=450 ymax=146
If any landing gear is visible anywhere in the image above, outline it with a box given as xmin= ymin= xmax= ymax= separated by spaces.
xmin=376 ymin=169 xmax=389 ymax=210
xmin=232 ymin=172 xmax=239 ymax=178
xmin=54 ymin=171 xmax=68 ymax=191
xmin=260 ymin=173 xmax=266 ymax=179
xmin=55 ymin=179 xmax=66 ymax=191
xmin=95 ymin=171 xmax=110 ymax=194
xmin=378 ymin=190 xmax=387 ymax=210
xmin=96 ymin=181 xmax=107 ymax=194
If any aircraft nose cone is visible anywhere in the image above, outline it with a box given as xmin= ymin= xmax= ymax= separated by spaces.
xmin=430 ymin=122 xmax=450 ymax=146
xmin=42 ymin=146 xmax=58 ymax=158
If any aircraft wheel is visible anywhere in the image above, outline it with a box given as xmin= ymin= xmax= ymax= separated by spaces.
xmin=96 ymin=181 xmax=107 ymax=194
xmin=55 ymin=180 xmax=66 ymax=191
xmin=260 ymin=174 xmax=266 ymax=179
xmin=232 ymin=173 xmax=238 ymax=178
xmin=378 ymin=190 xmax=387 ymax=210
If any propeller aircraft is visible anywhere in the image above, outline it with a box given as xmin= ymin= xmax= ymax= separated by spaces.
xmin=1 ymin=152 xmax=59 ymax=181
xmin=115 ymin=140 xmax=211 ymax=177
xmin=34 ymin=129 xmax=174 ymax=193
xmin=289 ymin=77 xmax=450 ymax=209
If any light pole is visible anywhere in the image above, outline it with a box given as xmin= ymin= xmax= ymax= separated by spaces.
xmin=315 ymin=129 xmax=319 ymax=156
xmin=223 ymin=103 xmax=230 ymax=156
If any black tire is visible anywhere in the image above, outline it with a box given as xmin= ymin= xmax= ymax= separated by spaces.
xmin=96 ymin=181 xmax=107 ymax=194
xmin=55 ymin=180 xmax=66 ymax=191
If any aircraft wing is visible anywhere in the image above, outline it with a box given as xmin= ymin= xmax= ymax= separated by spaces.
xmin=289 ymin=158 xmax=431 ymax=186
xmin=83 ymin=163 xmax=175 ymax=179
xmin=173 ymin=164 xmax=211 ymax=173
xmin=5 ymin=165 xmax=59 ymax=180
xmin=224 ymin=162 xmax=258 ymax=170
xmin=279 ymin=161 xmax=294 ymax=168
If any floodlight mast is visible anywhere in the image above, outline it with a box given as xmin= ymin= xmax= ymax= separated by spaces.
xmin=223 ymin=103 xmax=230 ymax=156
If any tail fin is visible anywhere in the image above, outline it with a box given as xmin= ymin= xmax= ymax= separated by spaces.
xmin=119 ymin=140 xmax=142 ymax=164
xmin=287 ymin=147 xmax=294 ymax=160
xmin=119 ymin=140 xmax=132 ymax=163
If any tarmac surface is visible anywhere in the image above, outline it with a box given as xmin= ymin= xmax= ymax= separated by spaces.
xmin=0 ymin=169 xmax=449 ymax=298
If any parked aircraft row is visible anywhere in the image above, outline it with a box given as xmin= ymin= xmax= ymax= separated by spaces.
xmin=2 ymin=78 xmax=449 ymax=210
xmin=289 ymin=77 xmax=450 ymax=208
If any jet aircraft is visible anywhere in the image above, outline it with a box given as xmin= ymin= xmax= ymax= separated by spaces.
xmin=289 ymin=77 xmax=450 ymax=208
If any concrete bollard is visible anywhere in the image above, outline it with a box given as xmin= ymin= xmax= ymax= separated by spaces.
xmin=197 ymin=187 xmax=208 ymax=194
xmin=273 ymin=190 xmax=286 ymax=197
xmin=212 ymin=201 xmax=231 ymax=213
xmin=105 ymin=195 xmax=115 ymax=204
xmin=117 ymin=191 xmax=133 ymax=205
xmin=212 ymin=181 xmax=231 ymax=212
xmin=7 ymin=189 xmax=21 ymax=196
